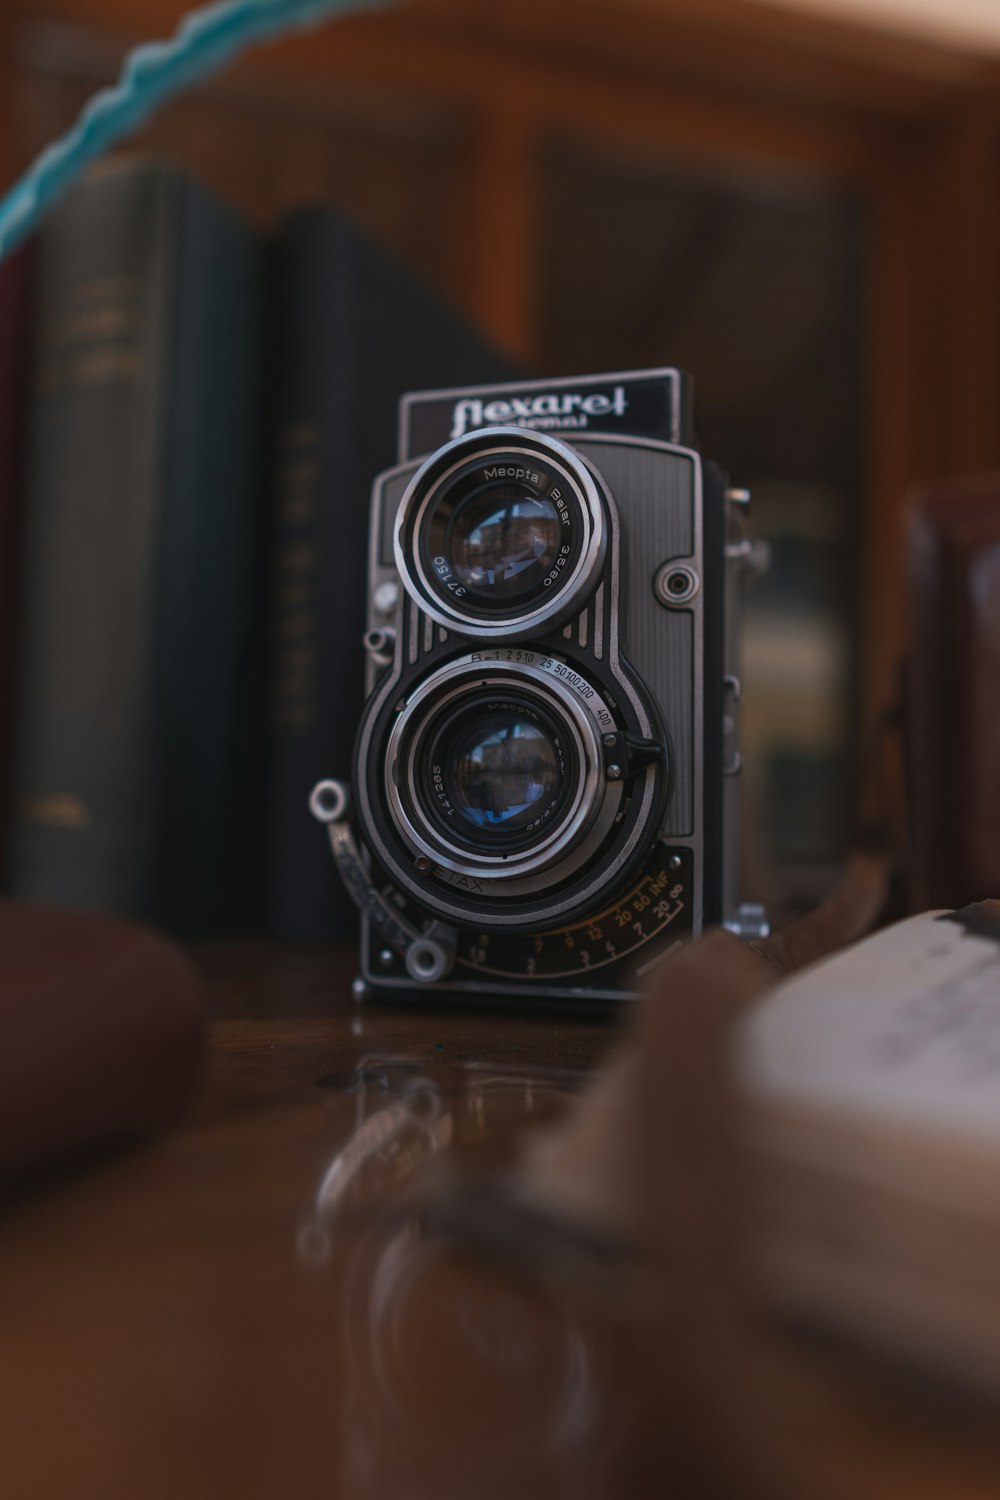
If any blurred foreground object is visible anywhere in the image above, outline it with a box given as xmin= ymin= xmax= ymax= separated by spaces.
xmin=743 ymin=901 xmax=1000 ymax=1390
xmin=752 ymin=847 xmax=891 ymax=976
xmin=0 ymin=902 xmax=203 ymax=1188
xmin=907 ymin=480 xmax=1000 ymax=910
xmin=444 ymin=906 xmax=1000 ymax=1418
xmin=396 ymin=935 xmax=849 ymax=1496
xmin=6 ymin=927 xmax=1000 ymax=1497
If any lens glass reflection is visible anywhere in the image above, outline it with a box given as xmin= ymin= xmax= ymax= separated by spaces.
xmin=444 ymin=710 xmax=561 ymax=835
xmin=446 ymin=484 xmax=562 ymax=602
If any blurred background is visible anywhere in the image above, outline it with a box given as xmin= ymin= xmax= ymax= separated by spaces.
xmin=3 ymin=0 xmax=1000 ymax=913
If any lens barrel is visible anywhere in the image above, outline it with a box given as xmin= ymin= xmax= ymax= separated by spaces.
xmin=393 ymin=428 xmax=607 ymax=640
xmin=422 ymin=694 xmax=573 ymax=850
xmin=384 ymin=653 xmax=625 ymax=896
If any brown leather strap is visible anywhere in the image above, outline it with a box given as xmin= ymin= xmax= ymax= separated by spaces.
xmin=751 ymin=849 xmax=892 ymax=977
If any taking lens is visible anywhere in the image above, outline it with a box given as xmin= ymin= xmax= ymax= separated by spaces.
xmin=381 ymin=653 xmax=633 ymax=897
xmin=423 ymin=695 xmax=571 ymax=851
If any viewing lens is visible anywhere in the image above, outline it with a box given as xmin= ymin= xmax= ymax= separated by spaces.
xmin=411 ymin=446 xmax=589 ymax=624
xmin=446 ymin=484 xmax=563 ymax=604
xmin=395 ymin=430 xmax=610 ymax=638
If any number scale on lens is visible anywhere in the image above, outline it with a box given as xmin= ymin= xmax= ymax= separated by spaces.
xmin=361 ymin=845 xmax=694 ymax=995
xmin=454 ymin=847 xmax=691 ymax=980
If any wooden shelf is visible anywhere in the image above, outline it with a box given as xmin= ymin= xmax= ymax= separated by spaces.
xmin=5 ymin=0 xmax=999 ymax=796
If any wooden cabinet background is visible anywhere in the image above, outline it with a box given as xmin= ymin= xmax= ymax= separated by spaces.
xmin=3 ymin=0 xmax=999 ymax=896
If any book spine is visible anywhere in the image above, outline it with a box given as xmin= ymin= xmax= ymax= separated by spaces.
xmin=262 ymin=212 xmax=359 ymax=942
xmin=152 ymin=179 xmax=261 ymax=934
xmin=262 ymin=208 xmax=511 ymax=942
xmin=6 ymin=162 xmax=260 ymax=932
xmin=0 ymin=245 xmax=33 ymax=870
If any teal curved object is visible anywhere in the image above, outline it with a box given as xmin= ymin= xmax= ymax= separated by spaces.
xmin=0 ymin=0 xmax=388 ymax=259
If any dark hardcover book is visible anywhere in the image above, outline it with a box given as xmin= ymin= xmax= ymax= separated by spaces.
xmin=6 ymin=158 xmax=260 ymax=933
xmin=0 ymin=245 xmax=33 ymax=871
xmin=264 ymin=206 xmax=511 ymax=941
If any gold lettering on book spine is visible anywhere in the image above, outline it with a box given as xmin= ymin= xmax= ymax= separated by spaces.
xmin=35 ymin=275 xmax=142 ymax=397
xmin=17 ymin=792 xmax=92 ymax=829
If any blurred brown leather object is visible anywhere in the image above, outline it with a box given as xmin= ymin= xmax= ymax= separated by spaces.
xmin=907 ymin=480 xmax=1000 ymax=910
xmin=752 ymin=849 xmax=890 ymax=977
xmin=0 ymin=902 xmax=204 ymax=1188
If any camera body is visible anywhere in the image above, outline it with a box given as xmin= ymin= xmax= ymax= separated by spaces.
xmin=312 ymin=368 xmax=750 ymax=1004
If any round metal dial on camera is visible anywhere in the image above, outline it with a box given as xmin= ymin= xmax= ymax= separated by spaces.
xmin=653 ymin=561 xmax=699 ymax=607
xmin=393 ymin=427 xmax=609 ymax=640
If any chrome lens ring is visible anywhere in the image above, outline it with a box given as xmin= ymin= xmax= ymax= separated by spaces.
xmin=384 ymin=653 xmax=623 ymax=888
xmin=393 ymin=428 xmax=607 ymax=640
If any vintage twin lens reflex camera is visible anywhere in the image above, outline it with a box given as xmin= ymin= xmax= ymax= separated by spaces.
xmin=310 ymin=368 xmax=754 ymax=1004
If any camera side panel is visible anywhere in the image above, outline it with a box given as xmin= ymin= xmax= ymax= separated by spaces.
xmin=572 ymin=439 xmax=700 ymax=845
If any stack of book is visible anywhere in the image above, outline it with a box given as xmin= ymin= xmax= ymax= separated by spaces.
xmin=0 ymin=157 xmax=508 ymax=940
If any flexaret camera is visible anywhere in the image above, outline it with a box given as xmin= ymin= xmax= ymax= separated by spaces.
xmin=311 ymin=368 xmax=758 ymax=1004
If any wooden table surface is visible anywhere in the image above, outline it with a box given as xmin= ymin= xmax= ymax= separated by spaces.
xmin=3 ymin=942 xmax=1000 ymax=1500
